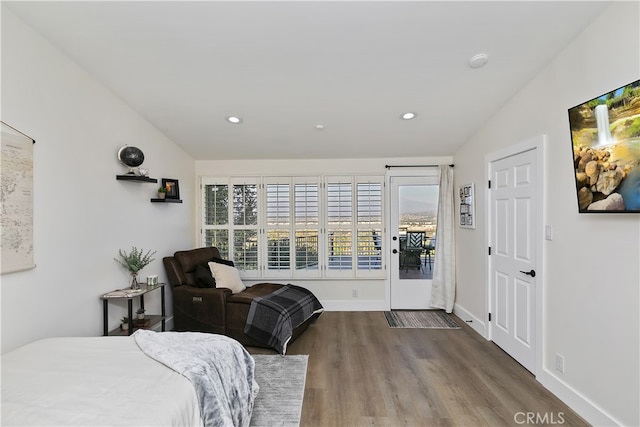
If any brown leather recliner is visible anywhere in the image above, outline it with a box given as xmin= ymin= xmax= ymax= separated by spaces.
xmin=163 ymin=247 xmax=314 ymax=348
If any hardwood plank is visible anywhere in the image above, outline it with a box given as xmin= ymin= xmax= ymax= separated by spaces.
xmin=249 ymin=311 xmax=589 ymax=426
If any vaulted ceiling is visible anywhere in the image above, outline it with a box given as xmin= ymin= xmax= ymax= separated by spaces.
xmin=5 ymin=1 xmax=611 ymax=160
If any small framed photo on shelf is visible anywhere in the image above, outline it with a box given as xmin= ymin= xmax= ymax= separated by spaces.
xmin=162 ymin=178 xmax=180 ymax=200
xmin=458 ymin=183 xmax=475 ymax=229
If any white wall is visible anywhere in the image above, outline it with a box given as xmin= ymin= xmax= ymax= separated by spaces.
xmin=4 ymin=2 xmax=637 ymax=423
xmin=1 ymin=9 xmax=196 ymax=353
xmin=196 ymin=156 xmax=452 ymax=308
xmin=453 ymin=3 xmax=639 ymax=426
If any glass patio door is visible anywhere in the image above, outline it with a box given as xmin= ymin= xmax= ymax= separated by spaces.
xmin=389 ymin=175 xmax=439 ymax=309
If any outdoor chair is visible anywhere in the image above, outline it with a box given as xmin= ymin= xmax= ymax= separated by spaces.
xmin=424 ymin=235 xmax=436 ymax=270
xmin=404 ymin=231 xmax=425 ymax=272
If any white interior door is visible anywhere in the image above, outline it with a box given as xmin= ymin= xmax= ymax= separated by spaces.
xmin=389 ymin=175 xmax=439 ymax=309
xmin=489 ymin=148 xmax=538 ymax=373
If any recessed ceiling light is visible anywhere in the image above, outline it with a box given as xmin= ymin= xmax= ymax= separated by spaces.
xmin=226 ymin=116 xmax=243 ymax=124
xmin=315 ymin=124 xmax=325 ymax=130
xmin=469 ymin=53 xmax=489 ymax=69
xmin=401 ymin=112 xmax=417 ymax=120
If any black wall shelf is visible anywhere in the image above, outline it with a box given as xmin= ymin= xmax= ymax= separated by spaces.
xmin=151 ymin=198 xmax=183 ymax=203
xmin=116 ymin=174 xmax=158 ymax=183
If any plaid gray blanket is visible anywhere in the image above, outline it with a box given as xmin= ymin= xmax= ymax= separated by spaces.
xmin=244 ymin=284 xmax=323 ymax=354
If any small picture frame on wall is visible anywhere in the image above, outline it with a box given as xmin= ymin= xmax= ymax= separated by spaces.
xmin=459 ymin=183 xmax=475 ymax=229
xmin=162 ymin=178 xmax=180 ymax=200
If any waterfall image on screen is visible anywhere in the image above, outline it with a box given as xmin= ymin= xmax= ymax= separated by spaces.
xmin=568 ymin=79 xmax=640 ymax=213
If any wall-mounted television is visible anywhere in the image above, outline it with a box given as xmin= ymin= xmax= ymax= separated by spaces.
xmin=568 ymin=79 xmax=640 ymax=213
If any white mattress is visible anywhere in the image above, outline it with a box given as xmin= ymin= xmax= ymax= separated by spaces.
xmin=1 ymin=336 xmax=203 ymax=426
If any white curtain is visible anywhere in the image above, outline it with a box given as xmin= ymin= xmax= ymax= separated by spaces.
xmin=431 ymin=165 xmax=456 ymax=312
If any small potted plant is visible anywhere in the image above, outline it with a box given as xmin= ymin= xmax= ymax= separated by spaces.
xmin=121 ymin=316 xmax=129 ymax=331
xmin=115 ymin=247 xmax=156 ymax=290
xmin=157 ymin=186 xmax=167 ymax=199
xmin=136 ymin=308 xmax=145 ymax=320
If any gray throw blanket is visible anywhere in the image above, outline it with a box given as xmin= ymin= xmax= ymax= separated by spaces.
xmin=244 ymin=284 xmax=324 ymax=355
xmin=134 ymin=330 xmax=258 ymax=427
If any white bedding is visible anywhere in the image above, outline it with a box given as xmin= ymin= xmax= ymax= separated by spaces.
xmin=1 ymin=336 xmax=203 ymax=426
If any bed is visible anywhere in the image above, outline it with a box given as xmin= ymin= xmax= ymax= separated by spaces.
xmin=1 ymin=331 xmax=258 ymax=427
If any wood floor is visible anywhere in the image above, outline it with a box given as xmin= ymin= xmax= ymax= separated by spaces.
xmin=248 ymin=311 xmax=589 ymax=427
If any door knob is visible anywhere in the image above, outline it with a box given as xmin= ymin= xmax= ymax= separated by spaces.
xmin=520 ymin=269 xmax=536 ymax=278
xmin=392 ymin=249 xmax=398 ymax=254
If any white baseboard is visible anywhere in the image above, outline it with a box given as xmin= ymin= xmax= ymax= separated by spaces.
xmin=451 ymin=305 xmax=620 ymax=426
xmin=321 ymin=300 xmax=388 ymax=311
xmin=453 ymin=303 xmax=486 ymax=338
xmin=537 ymin=369 xmax=620 ymax=427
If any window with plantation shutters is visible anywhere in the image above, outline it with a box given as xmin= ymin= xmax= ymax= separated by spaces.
xmin=201 ymin=178 xmax=259 ymax=277
xmin=231 ymin=181 xmax=259 ymax=275
xmin=263 ymin=178 xmax=321 ymax=277
xmin=325 ymin=176 xmax=384 ymax=277
xmin=265 ymin=181 xmax=291 ymax=274
xmin=326 ymin=179 xmax=353 ymax=276
xmin=200 ymin=175 xmax=383 ymax=279
xmin=203 ymin=183 xmax=230 ymax=258
xmin=357 ymin=181 xmax=383 ymax=273
xmin=294 ymin=180 xmax=320 ymax=276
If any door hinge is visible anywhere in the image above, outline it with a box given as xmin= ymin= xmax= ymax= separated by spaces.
xmin=488 ymin=180 xmax=492 ymax=189
xmin=488 ymin=313 xmax=492 ymax=322
xmin=488 ymin=246 xmax=492 ymax=255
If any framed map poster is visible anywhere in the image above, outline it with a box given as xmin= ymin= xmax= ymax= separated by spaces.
xmin=1 ymin=122 xmax=36 ymax=274
xmin=458 ymin=183 xmax=475 ymax=229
